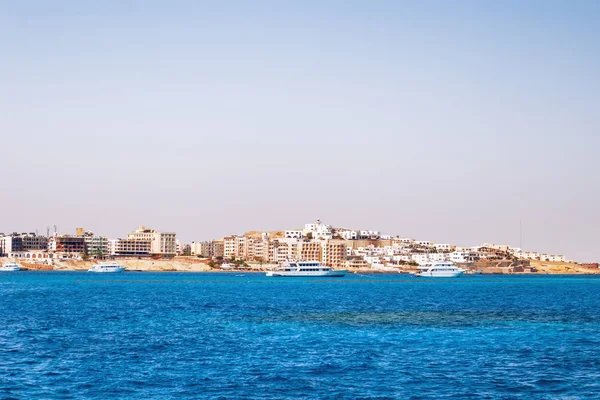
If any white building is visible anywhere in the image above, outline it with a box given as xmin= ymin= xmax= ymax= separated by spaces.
xmin=108 ymin=238 xmax=152 ymax=257
xmin=450 ymin=251 xmax=477 ymax=264
xmin=391 ymin=255 xmax=411 ymax=263
xmin=358 ymin=230 xmax=380 ymax=240
xmin=433 ymin=243 xmax=452 ymax=251
xmin=303 ymin=219 xmax=333 ymax=240
xmin=410 ymin=253 xmax=446 ymax=265
xmin=285 ymin=230 xmax=304 ymax=239
xmin=339 ymin=230 xmax=358 ymax=240
xmin=540 ymin=254 xmax=565 ymax=262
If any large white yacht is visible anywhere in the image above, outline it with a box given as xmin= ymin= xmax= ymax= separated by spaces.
xmin=87 ymin=262 xmax=126 ymax=273
xmin=266 ymin=261 xmax=347 ymax=277
xmin=1 ymin=261 xmax=21 ymax=272
xmin=414 ymin=261 xmax=465 ymax=278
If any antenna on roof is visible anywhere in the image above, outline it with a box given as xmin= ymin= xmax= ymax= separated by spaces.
xmin=520 ymin=220 xmax=523 ymax=249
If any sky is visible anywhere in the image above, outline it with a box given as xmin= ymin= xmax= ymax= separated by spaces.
xmin=1 ymin=1 xmax=599 ymax=261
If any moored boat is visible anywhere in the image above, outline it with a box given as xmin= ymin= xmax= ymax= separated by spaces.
xmin=87 ymin=262 xmax=126 ymax=273
xmin=266 ymin=261 xmax=346 ymax=277
xmin=0 ymin=261 xmax=21 ymax=272
xmin=413 ymin=261 xmax=465 ymax=278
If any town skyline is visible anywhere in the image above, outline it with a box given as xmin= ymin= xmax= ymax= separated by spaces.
xmin=0 ymin=217 xmax=591 ymax=263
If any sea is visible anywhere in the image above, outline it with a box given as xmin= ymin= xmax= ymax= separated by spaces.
xmin=1 ymin=272 xmax=599 ymax=399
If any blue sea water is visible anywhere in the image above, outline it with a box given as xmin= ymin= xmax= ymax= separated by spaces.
xmin=1 ymin=272 xmax=599 ymax=399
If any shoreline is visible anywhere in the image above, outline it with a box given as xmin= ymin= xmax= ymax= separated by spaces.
xmin=3 ymin=256 xmax=599 ymax=275
xmin=9 ymin=268 xmax=600 ymax=276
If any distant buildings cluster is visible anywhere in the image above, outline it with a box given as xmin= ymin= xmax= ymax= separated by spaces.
xmin=190 ymin=219 xmax=569 ymax=269
xmin=1 ymin=219 xmax=572 ymax=268
xmin=0 ymin=226 xmax=178 ymax=262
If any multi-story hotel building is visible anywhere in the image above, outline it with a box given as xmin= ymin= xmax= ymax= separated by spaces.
xmin=127 ymin=226 xmax=177 ymax=257
xmin=268 ymin=238 xmax=300 ymax=263
xmin=223 ymin=235 xmax=246 ymax=259
xmin=245 ymin=238 xmax=268 ymax=261
xmin=109 ymin=238 xmax=152 ymax=257
xmin=299 ymin=240 xmax=322 ymax=262
xmin=83 ymin=235 xmax=110 ymax=258
xmin=191 ymin=240 xmax=224 ymax=258
xmin=322 ymin=240 xmax=347 ymax=269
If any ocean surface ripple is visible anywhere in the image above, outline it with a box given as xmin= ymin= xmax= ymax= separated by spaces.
xmin=1 ymin=273 xmax=599 ymax=399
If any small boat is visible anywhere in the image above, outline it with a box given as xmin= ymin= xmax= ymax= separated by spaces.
xmin=0 ymin=261 xmax=21 ymax=272
xmin=87 ymin=262 xmax=126 ymax=273
xmin=413 ymin=261 xmax=465 ymax=278
xmin=266 ymin=260 xmax=347 ymax=277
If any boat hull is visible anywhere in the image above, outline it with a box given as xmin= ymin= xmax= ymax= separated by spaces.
xmin=266 ymin=270 xmax=347 ymax=277
xmin=0 ymin=267 xmax=20 ymax=272
xmin=87 ymin=267 xmax=125 ymax=273
xmin=415 ymin=271 xmax=464 ymax=278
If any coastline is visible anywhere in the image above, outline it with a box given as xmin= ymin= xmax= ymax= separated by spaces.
xmin=2 ymin=256 xmax=599 ymax=275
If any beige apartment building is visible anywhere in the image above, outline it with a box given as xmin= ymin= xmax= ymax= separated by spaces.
xmin=299 ymin=240 xmax=322 ymax=262
xmin=109 ymin=238 xmax=152 ymax=257
xmin=322 ymin=240 xmax=347 ymax=269
xmin=345 ymin=255 xmax=369 ymax=269
xmin=245 ymin=238 xmax=268 ymax=261
xmin=268 ymin=238 xmax=300 ymax=263
xmin=127 ymin=226 xmax=177 ymax=257
xmin=191 ymin=240 xmax=224 ymax=257
xmin=223 ymin=235 xmax=247 ymax=259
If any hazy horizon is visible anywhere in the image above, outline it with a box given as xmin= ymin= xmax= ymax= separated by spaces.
xmin=1 ymin=1 xmax=598 ymax=261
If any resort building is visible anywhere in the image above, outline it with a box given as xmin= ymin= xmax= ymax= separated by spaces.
xmin=83 ymin=233 xmax=110 ymax=258
xmin=322 ymin=240 xmax=347 ymax=269
xmin=127 ymin=226 xmax=177 ymax=257
xmin=299 ymin=240 xmax=322 ymax=262
xmin=108 ymin=238 xmax=152 ymax=257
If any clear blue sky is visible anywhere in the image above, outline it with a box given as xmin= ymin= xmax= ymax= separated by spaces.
xmin=1 ymin=1 xmax=598 ymax=261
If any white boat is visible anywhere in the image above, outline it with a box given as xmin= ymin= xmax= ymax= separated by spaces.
xmin=413 ymin=261 xmax=465 ymax=278
xmin=266 ymin=261 xmax=347 ymax=277
xmin=0 ymin=261 xmax=21 ymax=272
xmin=87 ymin=262 xmax=126 ymax=273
